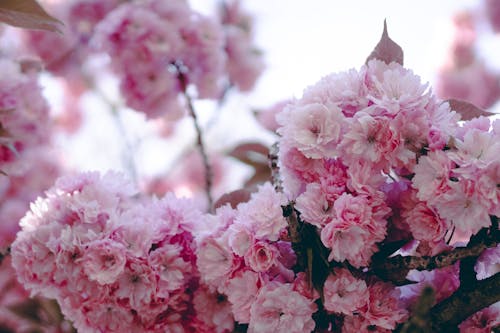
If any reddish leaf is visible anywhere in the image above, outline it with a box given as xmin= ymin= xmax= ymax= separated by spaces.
xmin=244 ymin=165 xmax=271 ymax=187
xmin=0 ymin=0 xmax=63 ymax=33
xmin=366 ymin=19 xmax=404 ymax=66
xmin=19 ymin=57 xmax=44 ymax=73
xmin=214 ymin=189 xmax=253 ymax=209
xmin=228 ymin=142 xmax=269 ymax=168
xmin=446 ymin=99 xmax=497 ymax=121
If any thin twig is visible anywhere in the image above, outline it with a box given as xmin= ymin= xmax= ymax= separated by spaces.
xmin=178 ymin=72 xmax=214 ymax=212
xmin=82 ymin=72 xmax=138 ymax=185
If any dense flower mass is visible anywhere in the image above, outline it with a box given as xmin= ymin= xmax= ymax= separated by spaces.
xmin=3 ymin=2 xmax=499 ymax=330
xmin=11 ymin=172 xmax=205 ymax=332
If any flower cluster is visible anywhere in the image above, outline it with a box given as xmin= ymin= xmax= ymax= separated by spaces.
xmin=11 ymin=172 xmax=204 ymax=332
xmin=92 ymin=0 xmax=263 ymax=119
xmin=0 ymin=58 xmax=52 ymax=175
xmin=197 ymin=183 xmax=317 ymax=332
xmin=276 ymin=59 xmax=499 ymax=330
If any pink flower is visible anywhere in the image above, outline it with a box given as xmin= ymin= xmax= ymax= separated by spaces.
xmin=365 ymin=59 xmax=430 ymax=116
xmin=79 ymin=239 xmax=126 ymax=285
xmin=475 ymin=244 xmax=500 ymax=280
xmin=403 ymin=202 xmax=449 ymax=242
xmin=333 ymin=193 xmax=373 ymax=226
xmin=342 ymin=314 xmax=391 ymax=333
xmin=197 ymin=236 xmax=236 ymax=286
xmin=115 ymin=259 xmax=156 ymax=310
xmin=459 ymin=302 xmax=500 ymax=333
xmin=235 ymin=182 xmax=287 ymax=241
xmin=149 ymin=243 xmax=192 ymax=296
xmin=323 ymin=268 xmax=369 ymax=315
xmin=436 ymin=180 xmax=491 ymax=235
xmin=295 ymin=183 xmax=333 ymax=228
xmin=248 ymin=282 xmax=317 ymax=333
xmin=224 ymin=270 xmax=262 ymax=323
xmin=226 ymin=222 xmax=254 ymax=256
xmin=321 ymin=220 xmax=376 ymax=267
xmin=278 ymin=102 xmax=345 ymax=159
xmin=301 ymin=68 xmax=368 ymax=117
xmin=244 ymin=240 xmax=279 ymax=272
xmin=341 ymin=114 xmax=400 ymax=170
xmin=412 ymin=150 xmax=454 ymax=202
xmin=193 ymin=285 xmax=234 ymax=333
xmin=361 ymin=281 xmax=408 ymax=330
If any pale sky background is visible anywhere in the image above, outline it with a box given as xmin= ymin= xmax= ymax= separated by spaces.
xmin=53 ymin=0 xmax=500 ymax=187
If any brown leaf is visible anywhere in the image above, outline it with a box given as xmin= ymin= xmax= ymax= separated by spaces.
xmin=214 ymin=189 xmax=253 ymax=209
xmin=366 ymin=19 xmax=404 ymax=66
xmin=446 ymin=99 xmax=497 ymax=121
xmin=0 ymin=0 xmax=63 ymax=33
xmin=228 ymin=142 xmax=269 ymax=168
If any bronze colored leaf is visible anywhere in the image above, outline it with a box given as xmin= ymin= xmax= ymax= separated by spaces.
xmin=214 ymin=189 xmax=253 ymax=209
xmin=0 ymin=0 xmax=63 ymax=33
xmin=446 ymin=99 xmax=497 ymax=121
xmin=366 ymin=19 xmax=404 ymax=66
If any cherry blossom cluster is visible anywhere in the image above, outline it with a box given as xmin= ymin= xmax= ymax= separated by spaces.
xmin=435 ymin=5 xmax=500 ymax=109
xmin=0 ymin=57 xmax=57 ymax=247
xmin=276 ymin=59 xmax=499 ymax=330
xmin=10 ymin=171 xmax=206 ymax=332
xmin=196 ymin=183 xmax=317 ymax=332
xmin=91 ymin=0 xmax=261 ymax=119
xmin=0 ymin=58 xmax=52 ymax=175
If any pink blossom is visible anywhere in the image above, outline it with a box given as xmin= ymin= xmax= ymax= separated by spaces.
xmin=320 ymin=220 xmax=376 ymax=267
xmin=278 ymin=102 xmax=345 ymax=159
xmin=149 ymin=243 xmax=192 ymax=296
xmin=459 ymin=302 xmax=500 ymax=333
xmin=412 ymin=150 xmax=455 ymax=202
xmin=475 ymin=244 xmax=500 ymax=280
xmin=248 ymin=282 xmax=317 ymax=333
xmin=402 ymin=264 xmax=460 ymax=306
xmin=323 ymin=268 xmax=369 ymax=315
xmin=295 ymin=183 xmax=333 ymax=228
xmin=235 ymin=182 xmax=287 ymax=241
xmin=486 ymin=0 xmax=500 ymax=32
xmin=115 ymin=259 xmax=156 ymax=309
xmin=192 ymin=285 xmax=234 ymax=333
xmin=436 ymin=180 xmax=491 ymax=235
xmin=301 ymin=68 xmax=368 ymax=117
xmin=341 ymin=114 xmax=400 ymax=170
xmin=219 ymin=0 xmax=264 ymax=91
xmin=226 ymin=222 xmax=254 ymax=256
xmin=403 ymin=202 xmax=449 ymax=242
xmin=365 ymin=59 xmax=430 ymax=116
xmin=197 ymin=236 xmax=236 ymax=286
xmin=292 ymin=272 xmax=320 ymax=301
xmin=361 ymin=281 xmax=408 ymax=330
xmin=333 ymin=193 xmax=373 ymax=226
xmin=224 ymin=270 xmax=262 ymax=323
xmin=342 ymin=315 xmax=391 ymax=333
xmin=436 ymin=62 xmax=500 ymax=109
xmin=244 ymin=240 xmax=280 ymax=272
xmin=78 ymin=238 xmax=126 ymax=285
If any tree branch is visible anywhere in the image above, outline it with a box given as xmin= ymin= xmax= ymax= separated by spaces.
xmin=430 ymin=272 xmax=500 ymax=332
xmin=371 ymin=227 xmax=499 ymax=285
xmin=178 ymin=71 xmax=214 ymax=212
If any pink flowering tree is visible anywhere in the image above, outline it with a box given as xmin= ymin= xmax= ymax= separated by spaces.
xmin=0 ymin=1 xmax=499 ymax=332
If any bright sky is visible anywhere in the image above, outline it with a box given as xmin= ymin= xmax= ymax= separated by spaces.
xmin=55 ymin=0 xmax=500 ymax=183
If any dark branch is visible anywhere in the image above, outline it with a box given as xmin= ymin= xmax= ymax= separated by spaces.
xmin=178 ymin=70 xmax=214 ymax=212
xmin=371 ymin=226 xmax=499 ymax=285
xmin=430 ymin=272 xmax=500 ymax=332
